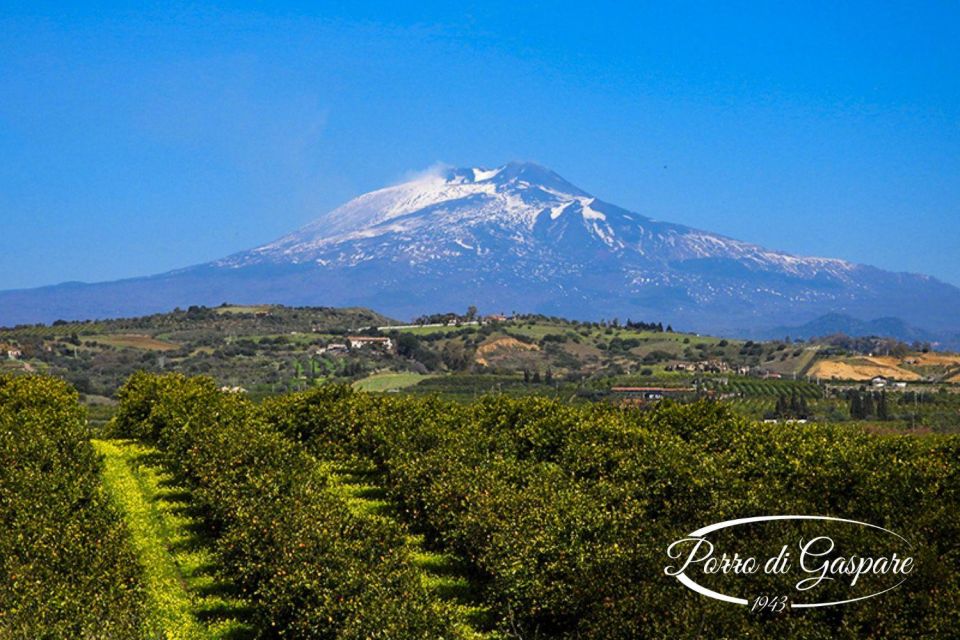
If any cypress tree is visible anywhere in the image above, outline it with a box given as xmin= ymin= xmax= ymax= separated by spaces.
xmin=775 ymin=394 xmax=787 ymax=418
xmin=850 ymin=392 xmax=863 ymax=419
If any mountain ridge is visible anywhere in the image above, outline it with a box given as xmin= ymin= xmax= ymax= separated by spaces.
xmin=2 ymin=161 xmax=958 ymax=344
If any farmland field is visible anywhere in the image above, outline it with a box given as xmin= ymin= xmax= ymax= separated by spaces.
xmin=352 ymin=370 xmax=433 ymax=392
xmin=808 ymin=357 xmax=922 ymax=381
xmin=92 ymin=439 xmax=254 ymax=639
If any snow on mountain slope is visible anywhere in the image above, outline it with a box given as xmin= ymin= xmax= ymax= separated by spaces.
xmin=221 ymin=161 xmax=856 ymax=282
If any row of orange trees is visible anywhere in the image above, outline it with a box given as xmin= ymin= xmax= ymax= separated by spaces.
xmin=263 ymin=384 xmax=960 ymax=639
xmin=109 ymin=373 xmax=960 ymax=638
xmin=0 ymin=375 xmax=144 ymax=638
xmin=112 ymin=372 xmax=460 ymax=639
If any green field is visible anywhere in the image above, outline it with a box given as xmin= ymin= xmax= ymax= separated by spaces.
xmin=353 ymin=371 xmax=433 ymax=392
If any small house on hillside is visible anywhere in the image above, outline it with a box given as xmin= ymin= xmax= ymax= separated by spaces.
xmin=871 ymin=376 xmax=888 ymax=388
xmin=348 ymin=336 xmax=394 ymax=351
xmin=314 ymin=343 xmax=348 ymax=356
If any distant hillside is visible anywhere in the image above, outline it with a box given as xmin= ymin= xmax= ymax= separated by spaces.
xmin=765 ymin=313 xmax=958 ymax=349
xmin=0 ymin=304 xmax=806 ymax=397
xmin=1 ymin=305 xmax=956 ymax=417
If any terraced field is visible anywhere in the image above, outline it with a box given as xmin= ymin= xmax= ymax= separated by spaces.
xmin=808 ymin=357 xmax=922 ymax=381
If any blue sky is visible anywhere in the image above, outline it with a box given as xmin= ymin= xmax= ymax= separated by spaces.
xmin=2 ymin=1 xmax=958 ymax=289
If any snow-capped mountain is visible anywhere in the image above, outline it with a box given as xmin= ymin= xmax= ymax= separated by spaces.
xmin=221 ymin=162 xmax=853 ymax=281
xmin=2 ymin=161 xmax=959 ymax=343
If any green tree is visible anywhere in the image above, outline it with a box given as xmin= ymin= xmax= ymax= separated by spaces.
xmin=849 ymin=392 xmax=863 ymax=419
xmin=862 ymin=393 xmax=876 ymax=419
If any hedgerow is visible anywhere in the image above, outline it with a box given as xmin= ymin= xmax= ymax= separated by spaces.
xmin=0 ymin=375 xmax=145 ymax=639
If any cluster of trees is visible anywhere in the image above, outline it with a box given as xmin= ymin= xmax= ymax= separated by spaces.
xmin=37 ymin=370 xmax=954 ymax=638
xmin=522 ymin=367 xmax=554 ymax=384
xmin=111 ymin=373 xmax=458 ymax=638
xmin=739 ymin=340 xmax=766 ymax=357
xmin=413 ymin=305 xmax=480 ymax=326
xmin=769 ymin=392 xmax=810 ymax=420
xmin=391 ymin=332 xmax=453 ymax=371
xmin=849 ymin=390 xmax=891 ymax=420
xmin=0 ymin=375 xmax=144 ymax=637
xmin=623 ymin=319 xmax=669 ymax=331
xmin=508 ymin=314 xmax=674 ymax=332
xmin=265 ymin=385 xmax=960 ymax=638
xmin=606 ymin=336 xmax=644 ymax=352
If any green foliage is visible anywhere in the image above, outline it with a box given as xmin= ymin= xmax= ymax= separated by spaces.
xmin=726 ymin=378 xmax=823 ymax=399
xmin=266 ymin=386 xmax=960 ymax=639
xmin=113 ymin=373 xmax=459 ymax=639
xmin=0 ymin=375 xmax=145 ymax=638
xmin=108 ymin=372 xmax=960 ymax=638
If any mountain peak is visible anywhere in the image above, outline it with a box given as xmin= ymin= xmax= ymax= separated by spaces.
xmin=462 ymin=161 xmax=587 ymax=195
xmin=435 ymin=161 xmax=587 ymax=197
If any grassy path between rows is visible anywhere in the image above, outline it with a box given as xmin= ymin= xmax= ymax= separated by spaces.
xmin=328 ymin=462 xmax=496 ymax=639
xmin=92 ymin=439 xmax=255 ymax=640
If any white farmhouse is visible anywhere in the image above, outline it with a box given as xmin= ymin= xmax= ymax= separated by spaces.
xmin=347 ymin=336 xmax=394 ymax=351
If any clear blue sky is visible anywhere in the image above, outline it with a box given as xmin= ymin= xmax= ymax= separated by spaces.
xmin=2 ymin=1 xmax=958 ymax=290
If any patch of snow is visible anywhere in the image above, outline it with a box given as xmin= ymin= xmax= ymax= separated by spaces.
xmin=550 ymin=202 xmax=570 ymax=220
xmin=472 ymin=167 xmax=501 ymax=181
xmin=579 ymin=198 xmax=606 ymax=221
